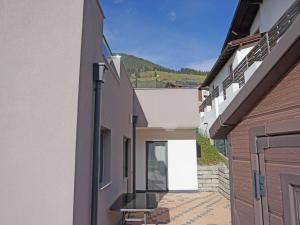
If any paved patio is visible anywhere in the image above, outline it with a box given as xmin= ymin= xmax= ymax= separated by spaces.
xmin=129 ymin=192 xmax=231 ymax=225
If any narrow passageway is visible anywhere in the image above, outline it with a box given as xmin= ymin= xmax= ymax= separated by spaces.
xmin=129 ymin=192 xmax=231 ymax=225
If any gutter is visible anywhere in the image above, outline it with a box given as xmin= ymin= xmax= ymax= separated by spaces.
xmin=91 ymin=63 xmax=107 ymax=225
xmin=209 ymin=15 xmax=300 ymax=139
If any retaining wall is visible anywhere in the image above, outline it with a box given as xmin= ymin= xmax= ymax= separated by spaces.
xmin=197 ymin=164 xmax=230 ymax=199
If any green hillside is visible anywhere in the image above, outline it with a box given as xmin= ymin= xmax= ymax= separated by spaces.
xmin=118 ymin=53 xmax=208 ymax=87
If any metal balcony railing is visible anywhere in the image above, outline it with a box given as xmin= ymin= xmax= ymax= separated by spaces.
xmin=223 ymin=1 xmax=300 ymax=94
xmin=200 ymin=0 xmax=300 ymax=112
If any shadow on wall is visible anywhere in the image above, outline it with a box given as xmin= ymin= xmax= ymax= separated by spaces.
xmin=133 ymin=91 xmax=148 ymax=127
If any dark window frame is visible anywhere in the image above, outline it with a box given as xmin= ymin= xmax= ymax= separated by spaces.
xmin=281 ymin=174 xmax=300 ymax=225
xmin=99 ymin=128 xmax=111 ymax=187
xmin=123 ymin=138 xmax=129 ymax=178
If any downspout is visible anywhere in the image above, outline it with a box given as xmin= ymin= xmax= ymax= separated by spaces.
xmin=91 ymin=62 xmax=107 ymax=225
xmin=132 ymin=115 xmax=138 ymax=194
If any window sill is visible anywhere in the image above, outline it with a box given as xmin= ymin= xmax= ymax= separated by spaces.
xmin=99 ymin=181 xmax=112 ymax=191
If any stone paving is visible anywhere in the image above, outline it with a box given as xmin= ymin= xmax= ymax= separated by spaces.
xmin=128 ymin=192 xmax=231 ymax=225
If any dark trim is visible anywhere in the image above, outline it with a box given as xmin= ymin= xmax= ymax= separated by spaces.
xmin=132 ymin=115 xmax=138 ymax=194
xmin=145 ymin=141 xmax=168 ymax=192
xmin=210 ymin=16 xmax=300 ymax=139
xmin=281 ymin=174 xmax=300 ymax=225
xmin=249 ymin=126 xmax=266 ymax=154
xmin=222 ymin=0 xmax=261 ymax=50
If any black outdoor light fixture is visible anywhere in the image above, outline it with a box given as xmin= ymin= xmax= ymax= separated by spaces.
xmin=91 ymin=62 xmax=107 ymax=225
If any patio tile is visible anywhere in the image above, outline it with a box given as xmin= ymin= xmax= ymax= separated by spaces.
xmin=128 ymin=192 xmax=231 ymax=225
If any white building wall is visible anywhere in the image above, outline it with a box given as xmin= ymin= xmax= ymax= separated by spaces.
xmin=136 ymin=129 xmax=198 ymax=191
xmin=250 ymin=0 xmax=295 ymax=34
xmin=167 ymin=140 xmax=198 ymax=191
xmin=200 ymin=43 xmax=256 ymax=137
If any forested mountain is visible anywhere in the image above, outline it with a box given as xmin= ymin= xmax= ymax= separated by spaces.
xmin=118 ymin=53 xmax=208 ymax=77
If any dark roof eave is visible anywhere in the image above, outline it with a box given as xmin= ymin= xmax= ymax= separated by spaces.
xmin=209 ymin=16 xmax=300 ymax=139
xmin=222 ymin=0 xmax=261 ymax=51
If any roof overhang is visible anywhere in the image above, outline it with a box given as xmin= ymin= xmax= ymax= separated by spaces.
xmin=209 ymin=15 xmax=300 ymax=139
xmin=222 ymin=0 xmax=262 ymax=50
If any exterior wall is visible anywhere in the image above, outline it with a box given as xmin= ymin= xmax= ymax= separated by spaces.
xmin=134 ymin=88 xmax=199 ymax=129
xmin=200 ymin=43 xmax=257 ymax=138
xmin=136 ymin=129 xmax=198 ymax=191
xmin=229 ymin=61 xmax=300 ymax=225
xmin=73 ymin=1 xmax=105 ymax=225
xmin=168 ymin=140 xmax=198 ymax=191
xmin=250 ymin=0 xmax=295 ymax=34
xmin=73 ymin=5 xmax=134 ymax=223
xmin=0 ymin=1 xmax=84 ymax=225
xmin=197 ymin=164 xmax=230 ymax=199
xmin=99 ymin=61 xmax=134 ymax=225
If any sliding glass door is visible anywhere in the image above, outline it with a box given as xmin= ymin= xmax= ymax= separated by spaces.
xmin=146 ymin=141 xmax=168 ymax=192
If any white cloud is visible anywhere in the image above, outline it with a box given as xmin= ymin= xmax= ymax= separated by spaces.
xmin=187 ymin=57 xmax=217 ymax=71
xmin=168 ymin=11 xmax=177 ymax=22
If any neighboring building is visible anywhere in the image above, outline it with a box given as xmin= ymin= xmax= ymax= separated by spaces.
xmin=199 ymin=0 xmax=298 ymax=156
xmin=134 ymin=88 xmax=200 ymax=192
xmin=0 ymin=1 xmax=200 ymax=225
xmin=0 ymin=1 xmax=135 ymax=225
xmin=207 ymin=1 xmax=300 ymax=225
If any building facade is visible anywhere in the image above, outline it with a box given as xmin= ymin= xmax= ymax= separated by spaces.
xmin=199 ymin=0 xmax=297 ymax=143
xmin=134 ymin=89 xmax=200 ymax=192
xmin=207 ymin=1 xmax=300 ymax=225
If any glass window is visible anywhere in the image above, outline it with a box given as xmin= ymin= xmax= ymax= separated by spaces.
xmin=123 ymin=138 xmax=129 ymax=178
xmin=99 ymin=128 xmax=111 ymax=186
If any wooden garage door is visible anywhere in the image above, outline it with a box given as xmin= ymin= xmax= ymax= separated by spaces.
xmin=254 ymin=134 xmax=300 ymax=225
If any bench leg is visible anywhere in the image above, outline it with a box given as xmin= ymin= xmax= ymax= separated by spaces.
xmin=144 ymin=212 xmax=147 ymax=225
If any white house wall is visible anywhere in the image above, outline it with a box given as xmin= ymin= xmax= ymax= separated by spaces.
xmin=250 ymin=0 xmax=295 ymax=34
xmin=167 ymin=140 xmax=198 ymax=191
xmin=136 ymin=129 xmax=198 ymax=191
xmin=200 ymin=43 xmax=256 ymax=137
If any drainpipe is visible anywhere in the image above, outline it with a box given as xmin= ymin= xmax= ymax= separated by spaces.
xmin=91 ymin=62 xmax=107 ymax=225
xmin=132 ymin=115 xmax=138 ymax=194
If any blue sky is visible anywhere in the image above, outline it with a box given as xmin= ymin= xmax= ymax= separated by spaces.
xmin=100 ymin=0 xmax=239 ymax=71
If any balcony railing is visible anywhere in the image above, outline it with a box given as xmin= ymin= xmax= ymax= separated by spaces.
xmin=199 ymin=86 xmax=219 ymax=112
xmin=223 ymin=1 xmax=300 ymax=92
xmin=200 ymin=1 xmax=300 ymax=112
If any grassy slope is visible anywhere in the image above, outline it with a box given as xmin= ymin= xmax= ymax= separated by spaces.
xmin=130 ymin=70 xmax=206 ymax=85
xmin=120 ymin=53 xmax=207 ymax=86
xmin=197 ymin=135 xmax=225 ymax=165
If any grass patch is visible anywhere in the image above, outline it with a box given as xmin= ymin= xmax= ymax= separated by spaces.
xmin=197 ymin=135 xmax=225 ymax=165
xmin=130 ymin=71 xmax=206 ymax=87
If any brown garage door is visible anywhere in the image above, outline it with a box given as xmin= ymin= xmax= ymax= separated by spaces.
xmin=251 ymin=123 xmax=300 ymax=225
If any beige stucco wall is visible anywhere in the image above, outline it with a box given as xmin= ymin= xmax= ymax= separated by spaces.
xmin=0 ymin=1 xmax=84 ymax=225
xmin=73 ymin=1 xmax=134 ymax=225
xmin=134 ymin=88 xmax=200 ymax=129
